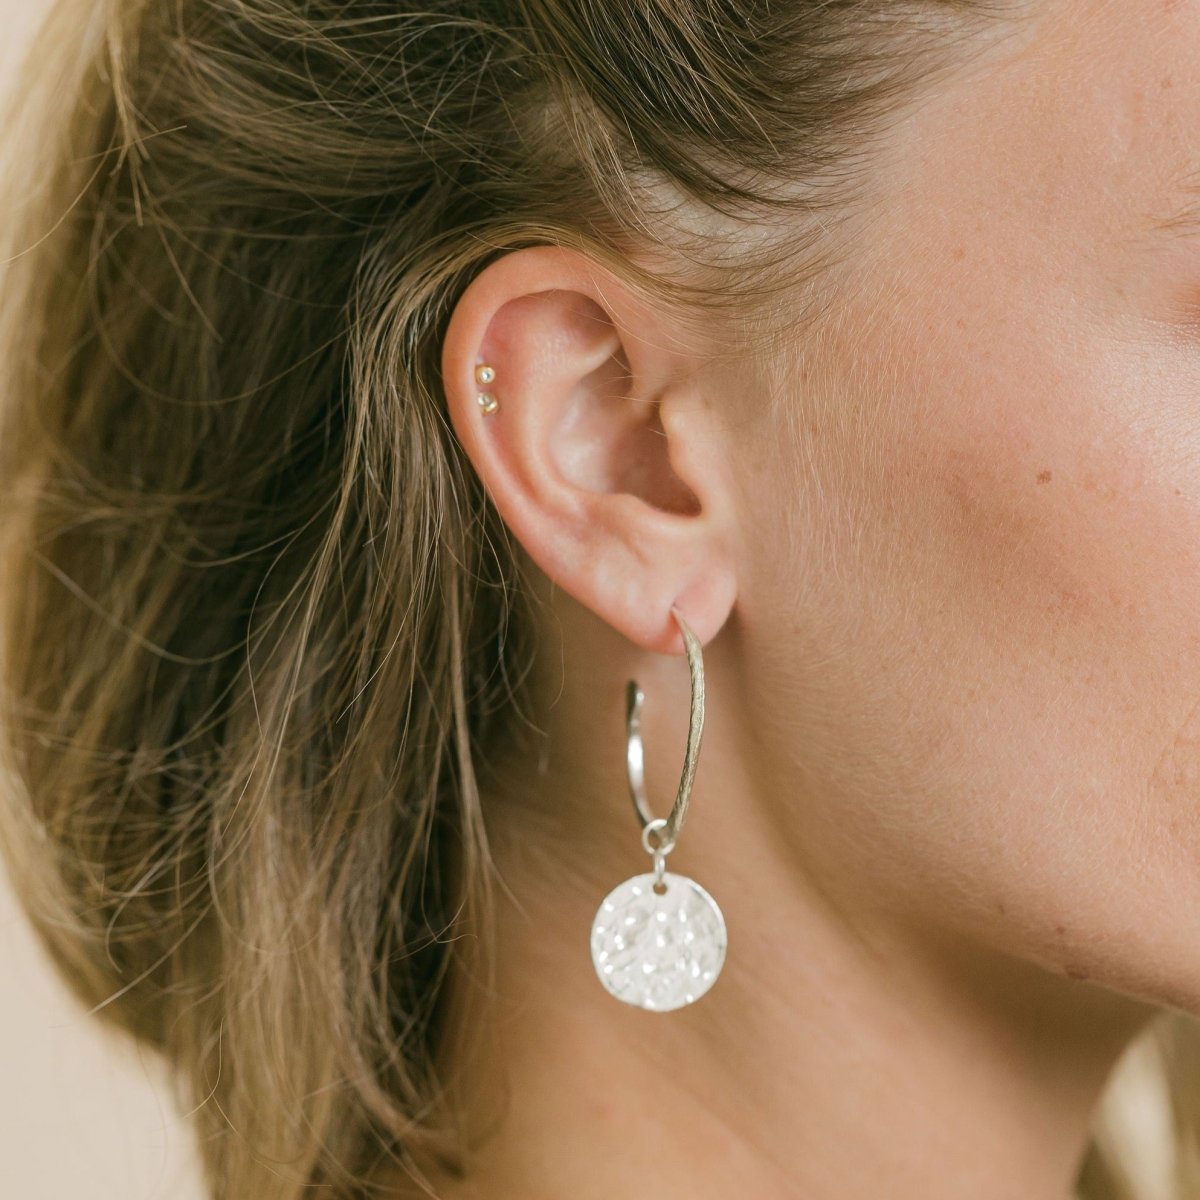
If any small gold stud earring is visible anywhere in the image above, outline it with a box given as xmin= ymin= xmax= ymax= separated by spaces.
xmin=475 ymin=363 xmax=498 ymax=415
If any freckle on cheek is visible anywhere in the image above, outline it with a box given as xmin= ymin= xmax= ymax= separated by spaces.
xmin=1036 ymin=469 xmax=1052 ymax=484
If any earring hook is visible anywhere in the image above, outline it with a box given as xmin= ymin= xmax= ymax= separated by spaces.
xmin=624 ymin=604 xmax=706 ymax=855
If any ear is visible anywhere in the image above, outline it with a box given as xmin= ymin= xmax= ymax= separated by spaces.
xmin=441 ymin=246 xmax=738 ymax=656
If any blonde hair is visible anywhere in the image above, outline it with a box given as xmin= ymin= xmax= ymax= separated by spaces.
xmin=0 ymin=1 xmax=1193 ymax=1197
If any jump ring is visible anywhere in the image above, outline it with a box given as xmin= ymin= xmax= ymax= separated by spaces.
xmin=641 ymin=816 xmax=675 ymax=857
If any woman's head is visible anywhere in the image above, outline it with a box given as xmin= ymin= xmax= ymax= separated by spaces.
xmin=4 ymin=0 xmax=1200 ymax=1196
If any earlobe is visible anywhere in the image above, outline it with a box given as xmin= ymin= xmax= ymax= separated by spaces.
xmin=441 ymin=246 xmax=738 ymax=656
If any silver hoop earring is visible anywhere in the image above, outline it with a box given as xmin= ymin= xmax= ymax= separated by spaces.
xmin=589 ymin=604 xmax=728 ymax=1011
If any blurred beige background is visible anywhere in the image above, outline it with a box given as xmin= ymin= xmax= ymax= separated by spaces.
xmin=0 ymin=2 xmax=204 ymax=1196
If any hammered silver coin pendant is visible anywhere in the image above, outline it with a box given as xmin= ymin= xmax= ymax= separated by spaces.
xmin=590 ymin=870 xmax=727 ymax=1011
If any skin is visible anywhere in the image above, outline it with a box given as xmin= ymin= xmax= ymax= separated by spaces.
xmin=419 ymin=1 xmax=1200 ymax=1196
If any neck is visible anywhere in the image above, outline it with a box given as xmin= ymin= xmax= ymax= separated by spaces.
xmin=403 ymin=616 xmax=1156 ymax=1200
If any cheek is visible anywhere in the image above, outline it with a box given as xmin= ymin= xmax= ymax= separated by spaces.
xmin=729 ymin=0 xmax=1200 ymax=1006
xmin=910 ymin=278 xmax=1200 ymax=686
xmin=747 ymin=287 xmax=1200 ymax=1006
xmin=927 ymin=333 xmax=1200 ymax=988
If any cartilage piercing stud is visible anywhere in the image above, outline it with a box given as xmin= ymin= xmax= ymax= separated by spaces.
xmin=475 ymin=363 xmax=498 ymax=414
